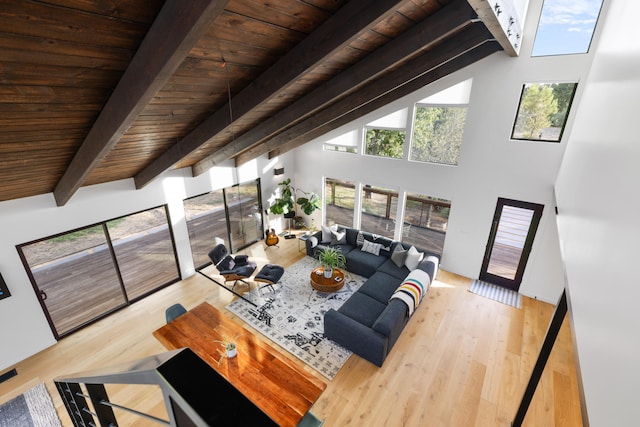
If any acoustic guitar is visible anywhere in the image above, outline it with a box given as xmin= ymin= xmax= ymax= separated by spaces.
xmin=265 ymin=228 xmax=279 ymax=247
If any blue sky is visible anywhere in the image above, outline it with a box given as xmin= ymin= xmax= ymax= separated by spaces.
xmin=531 ymin=0 xmax=603 ymax=56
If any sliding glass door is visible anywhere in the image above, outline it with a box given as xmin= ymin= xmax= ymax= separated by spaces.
xmin=479 ymin=198 xmax=544 ymax=291
xmin=184 ymin=179 xmax=264 ymax=264
xmin=224 ymin=179 xmax=263 ymax=253
xmin=18 ymin=206 xmax=180 ymax=338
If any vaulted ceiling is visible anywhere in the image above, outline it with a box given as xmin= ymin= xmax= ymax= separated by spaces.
xmin=1 ymin=0 xmax=505 ymax=205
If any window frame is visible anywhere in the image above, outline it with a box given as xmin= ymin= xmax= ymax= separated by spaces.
xmin=510 ymin=82 xmax=578 ymax=143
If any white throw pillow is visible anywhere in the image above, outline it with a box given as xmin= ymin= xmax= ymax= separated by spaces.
xmin=331 ymin=230 xmax=346 ymax=244
xmin=321 ymin=225 xmax=332 ymax=243
xmin=309 ymin=236 xmax=318 ymax=248
xmin=404 ymin=245 xmax=424 ymax=271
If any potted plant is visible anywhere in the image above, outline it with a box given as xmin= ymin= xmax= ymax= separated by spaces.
xmin=269 ymin=178 xmax=295 ymax=216
xmin=296 ymin=190 xmax=321 ymax=216
xmin=316 ymin=246 xmax=346 ymax=278
xmin=213 ymin=335 xmax=239 ymax=363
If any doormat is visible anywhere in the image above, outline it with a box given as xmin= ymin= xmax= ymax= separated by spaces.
xmin=0 ymin=383 xmax=61 ymax=427
xmin=226 ymin=256 xmax=366 ymax=379
xmin=469 ymin=279 xmax=522 ymax=308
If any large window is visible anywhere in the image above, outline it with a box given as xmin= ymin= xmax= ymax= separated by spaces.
xmin=364 ymin=108 xmax=408 ymax=159
xmin=532 ymin=0 xmax=604 ymax=57
xmin=325 ymin=178 xmax=355 ymax=228
xmin=511 ymin=82 xmax=577 ymax=142
xmin=323 ymin=129 xmax=359 ymax=154
xmin=360 ymin=184 xmax=397 ymax=239
xmin=409 ymin=79 xmax=471 ymax=166
xmin=17 ymin=206 xmax=180 ymax=338
xmin=402 ymin=193 xmax=450 ymax=256
xmin=410 ymin=105 xmax=467 ymax=165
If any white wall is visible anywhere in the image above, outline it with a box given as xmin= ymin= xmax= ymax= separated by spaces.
xmin=555 ymin=1 xmax=640 ymax=424
xmin=0 ymin=152 xmax=295 ymax=371
xmin=296 ymin=0 xmax=591 ymax=304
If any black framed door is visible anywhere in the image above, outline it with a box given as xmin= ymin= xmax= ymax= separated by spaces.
xmin=479 ymin=198 xmax=544 ymax=291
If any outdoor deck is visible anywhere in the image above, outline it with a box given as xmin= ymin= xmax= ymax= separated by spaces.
xmin=25 ymin=204 xmax=523 ymax=339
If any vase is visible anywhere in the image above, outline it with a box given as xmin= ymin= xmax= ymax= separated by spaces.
xmin=323 ymin=267 xmax=333 ymax=279
xmin=226 ymin=347 xmax=237 ymax=358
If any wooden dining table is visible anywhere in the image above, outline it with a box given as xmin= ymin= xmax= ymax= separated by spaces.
xmin=152 ymin=302 xmax=327 ymax=427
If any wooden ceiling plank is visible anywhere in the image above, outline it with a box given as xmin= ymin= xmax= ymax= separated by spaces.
xmin=52 ymin=0 xmax=231 ymax=206
xmin=237 ymin=24 xmax=496 ymax=164
xmin=194 ymin=0 xmax=476 ymax=174
xmin=134 ymin=0 xmax=407 ymax=189
xmin=268 ymin=40 xmax=501 ymax=160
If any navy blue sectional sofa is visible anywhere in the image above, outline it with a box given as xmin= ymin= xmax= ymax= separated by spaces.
xmin=306 ymin=227 xmax=439 ymax=366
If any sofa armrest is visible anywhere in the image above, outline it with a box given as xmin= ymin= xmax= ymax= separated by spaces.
xmin=324 ymin=309 xmax=388 ymax=367
xmin=416 ymin=255 xmax=439 ymax=281
xmin=305 ymin=230 xmax=322 ymax=257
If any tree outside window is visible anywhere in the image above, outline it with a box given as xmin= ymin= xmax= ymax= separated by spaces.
xmin=364 ymin=128 xmax=405 ymax=159
xmin=511 ymin=82 xmax=577 ymax=142
xmin=410 ymin=106 xmax=467 ymax=166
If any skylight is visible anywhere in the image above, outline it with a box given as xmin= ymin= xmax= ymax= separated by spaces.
xmin=531 ymin=0 xmax=604 ymax=56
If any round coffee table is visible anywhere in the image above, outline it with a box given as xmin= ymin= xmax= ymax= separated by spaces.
xmin=310 ymin=267 xmax=345 ymax=292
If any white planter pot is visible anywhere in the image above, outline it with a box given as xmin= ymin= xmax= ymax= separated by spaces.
xmin=226 ymin=347 xmax=237 ymax=358
xmin=323 ymin=268 xmax=333 ymax=278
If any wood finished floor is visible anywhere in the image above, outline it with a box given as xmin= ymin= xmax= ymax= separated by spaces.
xmin=0 ymin=233 xmax=582 ymax=426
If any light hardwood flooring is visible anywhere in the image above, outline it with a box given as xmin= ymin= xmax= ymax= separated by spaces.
xmin=0 ymin=233 xmax=582 ymax=426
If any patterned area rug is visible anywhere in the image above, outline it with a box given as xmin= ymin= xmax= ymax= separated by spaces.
xmin=0 ymin=383 xmax=61 ymax=427
xmin=469 ymin=279 xmax=522 ymax=308
xmin=226 ymin=256 xmax=366 ymax=379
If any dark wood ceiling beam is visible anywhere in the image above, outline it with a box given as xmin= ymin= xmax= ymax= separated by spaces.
xmin=134 ymin=0 xmax=407 ymax=189
xmin=52 ymin=0 xmax=230 ymax=206
xmin=237 ymin=24 xmax=495 ymax=164
xmin=267 ymin=38 xmax=501 ymax=160
xmin=193 ymin=0 xmax=476 ymax=175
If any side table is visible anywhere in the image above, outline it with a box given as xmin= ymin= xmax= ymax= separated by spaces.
xmin=298 ymin=232 xmax=310 ymax=253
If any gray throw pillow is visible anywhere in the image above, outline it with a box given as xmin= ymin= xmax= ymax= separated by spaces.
xmin=391 ymin=244 xmax=408 ymax=268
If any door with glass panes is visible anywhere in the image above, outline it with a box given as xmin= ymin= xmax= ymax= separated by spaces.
xmin=479 ymin=198 xmax=544 ymax=291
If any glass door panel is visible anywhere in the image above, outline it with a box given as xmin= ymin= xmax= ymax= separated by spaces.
xmin=107 ymin=206 xmax=180 ymax=301
xmin=224 ymin=179 xmax=263 ymax=253
xmin=19 ymin=225 xmax=126 ymax=338
xmin=480 ymin=198 xmax=544 ymax=291
xmin=184 ymin=190 xmax=227 ymax=269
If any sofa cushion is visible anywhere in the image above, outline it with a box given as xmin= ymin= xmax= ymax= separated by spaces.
xmin=377 ymin=258 xmax=412 ymax=281
xmin=358 ymin=271 xmax=402 ymax=304
xmin=345 ymin=228 xmax=359 ymax=246
xmin=337 ymin=292 xmax=386 ymax=328
xmin=372 ymin=300 xmax=409 ymax=340
xmin=345 ymin=248 xmax=387 ymax=277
